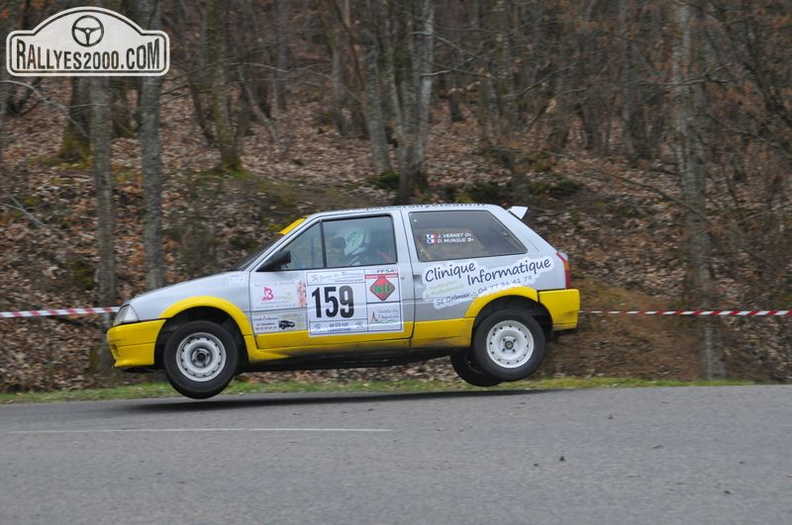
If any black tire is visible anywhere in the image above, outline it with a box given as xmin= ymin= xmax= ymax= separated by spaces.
xmin=163 ymin=320 xmax=239 ymax=399
xmin=451 ymin=351 xmax=503 ymax=387
xmin=472 ymin=310 xmax=545 ymax=382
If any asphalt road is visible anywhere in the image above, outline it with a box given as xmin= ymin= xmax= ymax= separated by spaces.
xmin=1 ymin=385 xmax=790 ymax=525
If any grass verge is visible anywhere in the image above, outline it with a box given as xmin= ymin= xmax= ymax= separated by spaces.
xmin=0 ymin=377 xmax=755 ymax=404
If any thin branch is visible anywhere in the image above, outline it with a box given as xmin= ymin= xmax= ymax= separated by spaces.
xmin=3 ymin=197 xmax=46 ymax=228
xmin=517 ymin=65 xmax=577 ymax=98
xmin=0 ymin=79 xmax=88 ymax=136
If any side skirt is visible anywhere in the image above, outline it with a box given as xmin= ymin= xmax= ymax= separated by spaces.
xmin=239 ymin=348 xmax=455 ymax=373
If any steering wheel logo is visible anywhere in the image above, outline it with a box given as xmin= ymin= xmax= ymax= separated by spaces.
xmin=71 ymin=15 xmax=104 ymax=47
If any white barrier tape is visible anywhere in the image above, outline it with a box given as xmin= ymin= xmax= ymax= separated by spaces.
xmin=584 ymin=310 xmax=790 ymax=317
xmin=0 ymin=306 xmax=792 ymax=319
xmin=0 ymin=307 xmax=119 ymax=319
xmin=1 ymin=307 xmax=789 ymax=319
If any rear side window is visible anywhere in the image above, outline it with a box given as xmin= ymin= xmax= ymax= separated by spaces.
xmin=409 ymin=210 xmax=526 ymax=262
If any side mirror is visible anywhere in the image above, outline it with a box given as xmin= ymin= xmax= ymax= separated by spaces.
xmin=259 ymin=250 xmax=291 ymax=271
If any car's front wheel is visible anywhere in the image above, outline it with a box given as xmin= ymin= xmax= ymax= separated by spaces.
xmin=163 ymin=321 xmax=239 ymax=399
xmin=472 ymin=310 xmax=545 ymax=382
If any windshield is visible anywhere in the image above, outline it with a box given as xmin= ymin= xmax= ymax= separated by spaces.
xmin=231 ymin=234 xmax=283 ymax=271
xmin=229 ymin=217 xmax=307 ymax=272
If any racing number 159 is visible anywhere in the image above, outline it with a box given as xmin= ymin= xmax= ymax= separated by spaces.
xmin=311 ymin=285 xmax=355 ymax=319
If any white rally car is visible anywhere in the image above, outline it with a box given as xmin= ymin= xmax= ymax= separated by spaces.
xmin=108 ymin=204 xmax=579 ymax=399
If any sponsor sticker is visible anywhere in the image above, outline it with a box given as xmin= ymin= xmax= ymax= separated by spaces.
xmin=252 ymin=313 xmax=307 ymax=334
xmin=422 ymin=256 xmax=555 ymax=308
xmin=250 ymin=277 xmax=307 ymax=311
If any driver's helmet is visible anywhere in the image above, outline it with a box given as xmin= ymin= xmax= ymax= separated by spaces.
xmin=340 ymin=228 xmax=369 ymax=258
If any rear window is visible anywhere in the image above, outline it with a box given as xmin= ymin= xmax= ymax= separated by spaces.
xmin=409 ymin=210 xmax=526 ymax=262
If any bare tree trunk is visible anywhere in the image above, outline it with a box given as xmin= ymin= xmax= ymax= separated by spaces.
xmin=415 ymin=0 xmax=434 ymax=191
xmin=619 ymin=0 xmax=649 ymax=164
xmin=377 ymin=0 xmax=433 ymax=204
xmin=318 ymin=0 xmax=352 ymax=136
xmin=330 ymin=40 xmax=349 ymax=135
xmin=90 ymin=76 xmax=116 ymax=371
xmin=492 ymin=0 xmax=517 ymax=134
xmin=232 ymin=0 xmax=273 ymax=124
xmin=59 ymin=77 xmax=92 ymax=162
xmin=447 ymin=74 xmax=464 ymax=123
xmin=394 ymin=2 xmax=419 ymax=204
xmin=276 ymin=0 xmax=289 ymax=111
xmin=619 ymin=0 xmax=636 ymax=162
xmin=672 ymin=1 xmax=725 ymax=380
xmin=361 ymin=6 xmax=393 ymax=175
xmin=170 ymin=2 xmax=214 ymax=144
xmin=206 ymin=0 xmax=241 ymax=173
xmin=472 ymin=0 xmax=497 ymax=140
xmin=138 ymin=0 xmax=165 ymax=291
xmin=0 ymin=73 xmax=6 ymax=165
xmin=109 ymin=78 xmax=134 ymax=137
xmin=0 ymin=0 xmax=20 ymax=160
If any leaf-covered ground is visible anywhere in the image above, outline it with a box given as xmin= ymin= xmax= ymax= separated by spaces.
xmin=1 ymin=78 xmax=788 ymax=392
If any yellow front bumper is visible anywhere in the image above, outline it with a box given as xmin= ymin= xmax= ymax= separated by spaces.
xmin=107 ymin=319 xmax=166 ymax=368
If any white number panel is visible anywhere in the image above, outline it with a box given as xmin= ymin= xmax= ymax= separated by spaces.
xmin=306 ymin=268 xmax=402 ymax=336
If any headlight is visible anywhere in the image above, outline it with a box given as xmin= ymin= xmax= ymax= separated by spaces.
xmin=113 ymin=304 xmax=139 ymax=326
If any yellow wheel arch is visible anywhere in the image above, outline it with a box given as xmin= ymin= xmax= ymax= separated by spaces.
xmin=159 ymin=296 xmax=253 ymax=334
xmin=155 ymin=297 xmax=256 ymax=365
xmin=465 ymin=287 xmax=551 ymax=335
xmin=464 ymin=287 xmax=541 ymax=319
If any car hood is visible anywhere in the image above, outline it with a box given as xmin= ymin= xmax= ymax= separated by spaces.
xmin=127 ymin=272 xmax=250 ymax=321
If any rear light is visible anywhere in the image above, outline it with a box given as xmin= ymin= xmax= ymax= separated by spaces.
xmin=557 ymin=252 xmax=571 ymax=289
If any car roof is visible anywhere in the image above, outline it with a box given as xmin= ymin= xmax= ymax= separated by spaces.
xmin=305 ymin=203 xmax=512 ymax=220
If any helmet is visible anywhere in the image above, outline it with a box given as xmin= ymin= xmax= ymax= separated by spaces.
xmin=341 ymin=228 xmax=368 ymax=256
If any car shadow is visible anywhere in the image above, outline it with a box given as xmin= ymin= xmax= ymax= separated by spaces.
xmin=124 ymin=388 xmax=552 ymax=413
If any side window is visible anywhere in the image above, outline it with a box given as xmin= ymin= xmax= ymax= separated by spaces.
xmin=409 ymin=210 xmax=526 ymax=262
xmin=323 ymin=216 xmax=397 ymax=268
xmin=280 ymin=222 xmax=323 ymax=270
xmin=267 ymin=216 xmax=398 ymax=271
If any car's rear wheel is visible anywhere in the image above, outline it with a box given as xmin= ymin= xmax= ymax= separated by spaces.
xmin=472 ymin=310 xmax=545 ymax=382
xmin=163 ymin=321 xmax=239 ymax=399
xmin=451 ymin=351 xmax=503 ymax=387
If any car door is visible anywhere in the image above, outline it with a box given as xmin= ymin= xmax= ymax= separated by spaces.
xmin=248 ymin=212 xmax=415 ymax=355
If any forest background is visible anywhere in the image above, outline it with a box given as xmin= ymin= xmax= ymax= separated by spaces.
xmin=0 ymin=0 xmax=789 ymax=392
